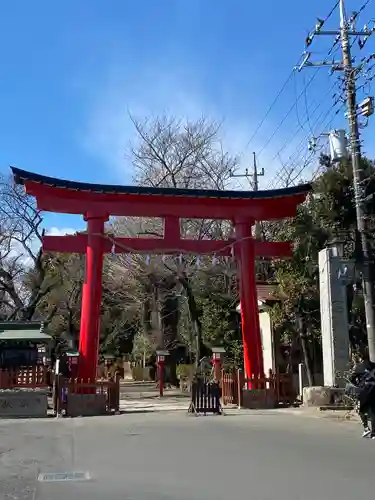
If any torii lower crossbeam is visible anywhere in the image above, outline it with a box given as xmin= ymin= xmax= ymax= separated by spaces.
xmin=43 ymin=231 xmax=291 ymax=381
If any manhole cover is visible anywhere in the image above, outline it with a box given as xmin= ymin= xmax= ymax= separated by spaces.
xmin=38 ymin=471 xmax=90 ymax=482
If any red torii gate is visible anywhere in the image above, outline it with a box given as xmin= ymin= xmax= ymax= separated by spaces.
xmin=12 ymin=167 xmax=310 ymax=382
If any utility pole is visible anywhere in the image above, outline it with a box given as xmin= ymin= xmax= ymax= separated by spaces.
xmin=339 ymin=0 xmax=375 ymax=363
xmin=230 ymin=152 xmax=264 ymax=238
xmin=297 ymin=0 xmax=375 ymax=361
xmin=252 ymin=152 xmax=263 ymax=239
xmin=230 ymin=152 xmax=264 ymax=191
xmin=252 ymin=152 xmax=262 ymax=192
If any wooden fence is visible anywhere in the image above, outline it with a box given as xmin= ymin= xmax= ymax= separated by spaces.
xmin=0 ymin=366 xmax=50 ymax=389
xmin=221 ymin=370 xmax=239 ymax=405
xmin=238 ymin=369 xmax=296 ymax=407
xmin=53 ymin=373 xmax=120 ymax=416
xmin=221 ymin=369 xmax=296 ymax=407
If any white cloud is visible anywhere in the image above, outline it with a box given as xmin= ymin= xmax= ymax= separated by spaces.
xmin=46 ymin=227 xmax=77 ymax=236
xmin=80 ymin=64 xmax=277 ymax=186
xmin=80 ymin=62 xmax=329 ymax=190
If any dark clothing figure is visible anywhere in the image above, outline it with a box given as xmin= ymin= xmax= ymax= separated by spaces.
xmin=59 ymin=354 xmax=72 ymax=379
xmin=349 ymin=360 xmax=375 ymax=437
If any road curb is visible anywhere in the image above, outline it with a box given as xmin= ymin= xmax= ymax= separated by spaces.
xmin=218 ymin=406 xmax=360 ymax=422
xmin=270 ymin=407 xmax=360 ymax=423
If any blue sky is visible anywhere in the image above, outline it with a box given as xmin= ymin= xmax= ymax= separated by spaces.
xmin=0 ymin=0 xmax=374 ymax=232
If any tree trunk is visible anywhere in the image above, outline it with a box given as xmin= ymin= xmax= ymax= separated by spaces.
xmin=178 ymin=272 xmax=205 ymax=366
xmin=160 ymin=274 xmax=180 ymax=386
xmin=296 ymin=314 xmax=315 ymax=386
xmin=165 ymin=357 xmax=179 ymax=387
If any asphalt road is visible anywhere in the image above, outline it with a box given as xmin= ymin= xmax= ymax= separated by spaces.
xmin=1 ymin=410 xmax=375 ymax=500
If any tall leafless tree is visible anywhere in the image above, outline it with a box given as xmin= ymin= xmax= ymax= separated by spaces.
xmin=0 ymin=177 xmax=60 ymax=320
xmin=105 ymin=115 xmax=240 ymax=378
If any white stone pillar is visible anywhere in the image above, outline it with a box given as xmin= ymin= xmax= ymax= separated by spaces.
xmin=259 ymin=310 xmax=276 ymax=375
xmin=319 ymin=247 xmax=351 ymax=387
xmin=236 ymin=302 xmax=276 ymax=376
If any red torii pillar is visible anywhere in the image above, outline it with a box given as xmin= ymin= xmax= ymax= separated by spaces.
xmin=79 ymin=215 xmax=107 ymax=381
xmin=235 ymin=220 xmax=264 ymax=380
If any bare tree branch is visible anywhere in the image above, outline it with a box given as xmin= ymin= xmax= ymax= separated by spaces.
xmin=0 ymin=176 xmax=59 ymax=320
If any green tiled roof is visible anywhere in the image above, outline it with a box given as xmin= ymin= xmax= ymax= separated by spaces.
xmin=0 ymin=330 xmax=52 ymax=342
xmin=0 ymin=321 xmax=52 ymax=342
xmin=66 ymin=350 xmax=79 ymax=357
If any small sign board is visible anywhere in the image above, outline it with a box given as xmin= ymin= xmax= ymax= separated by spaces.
xmin=38 ymin=471 xmax=90 ymax=482
xmin=66 ymin=393 xmax=107 ymax=417
xmin=0 ymin=393 xmax=47 ymax=418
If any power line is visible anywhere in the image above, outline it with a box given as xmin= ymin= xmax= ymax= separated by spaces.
xmin=271 ymin=79 xmax=339 ymax=164
xmin=302 ymin=73 xmax=316 ymax=136
xmin=240 ymin=2 xmax=344 ymax=162
xmin=269 ymin=102 xmax=343 ymax=187
xmin=327 ymin=0 xmax=340 ymax=21
xmin=241 ymin=71 xmax=295 ymax=152
xmin=240 ymin=57 xmax=331 ymax=157
xmin=288 ymin=105 xmax=344 ymax=184
xmin=284 ymin=100 xmax=343 ymax=167
xmin=304 ymin=0 xmax=340 ymax=49
xmin=258 ymin=5 xmax=350 ymax=162
xmin=294 ymin=72 xmax=308 ymax=134
xmin=269 ymin=96 xmax=344 ymax=188
xmin=271 ymin=118 xmax=337 ymax=187
xmin=269 ymin=0 xmax=370 ymax=188
xmin=257 ymin=71 xmax=320 ymax=159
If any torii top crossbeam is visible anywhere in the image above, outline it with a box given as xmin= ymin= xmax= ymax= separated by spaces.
xmin=12 ymin=167 xmax=310 ymax=221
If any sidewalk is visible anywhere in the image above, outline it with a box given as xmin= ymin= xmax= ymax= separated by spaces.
xmin=120 ymin=390 xmax=187 ymax=399
xmin=119 ymin=396 xmax=189 ymax=413
xmin=119 ymin=394 xmax=361 ymax=420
